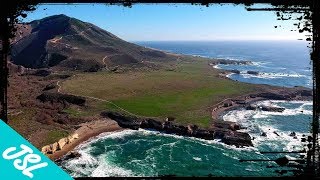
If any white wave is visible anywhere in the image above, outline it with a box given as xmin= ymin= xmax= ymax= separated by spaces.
xmin=63 ymin=141 xmax=137 ymax=177
xmin=256 ymin=100 xmax=312 ymax=105
xmin=252 ymin=100 xmax=312 ymax=116
xmin=254 ymin=100 xmax=284 ymax=108
xmin=214 ymin=57 xmax=244 ymax=61
xmin=252 ymin=111 xmax=269 ymax=119
xmin=91 ymin=155 xmax=135 ymax=177
xmin=193 ymin=157 xmax=202 ymax=161
xmin=75 ymin=130 xmax=137 ymax=149
xmin=213 ymin=64 xmax=221 ymax=69
xmin=222 ymin=100 xmax=312 ymax=153
xmin=251 ymin=61 xmax=270 ymax=67
xmin=241 ymin=72 xmax=307 ymax=80
xmin=223 ymin=110 xmax=253 ymax=123
xmin=191 ymin=54 xmax=210 ymax=58
xmin=226 ymin=73 xmax=235 ymax=78
xmin=137 ymin=129 xmax=257 ymax=152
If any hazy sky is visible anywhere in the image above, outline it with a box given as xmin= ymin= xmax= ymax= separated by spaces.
xmin=23 ymin=3 xmax=306 ymax=41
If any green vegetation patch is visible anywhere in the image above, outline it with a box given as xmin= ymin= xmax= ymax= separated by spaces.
xmin=63 ymin=60 xmax=256 ymax=127
xmin=43 ymin=130 xmax=69 ymax=145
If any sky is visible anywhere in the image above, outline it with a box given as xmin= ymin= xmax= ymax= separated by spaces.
xmin=22 ymin=3 xmax=307 ymax=41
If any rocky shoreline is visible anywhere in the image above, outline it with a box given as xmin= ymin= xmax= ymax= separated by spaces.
xmin=42 ymin=59 xmax=313 ymax=161
xmin=41 ymin=119 xmax=123 ymax=161
xmin=101 ymin=111 xmax=253 ymax=148
xmin=211 ymin=86 xmax=313 ymax=122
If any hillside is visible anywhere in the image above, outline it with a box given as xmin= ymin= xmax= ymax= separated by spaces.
xmin=10 ymin=14 xmax=175 ymax=71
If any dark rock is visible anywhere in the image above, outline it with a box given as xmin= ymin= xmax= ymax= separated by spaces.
xmin=273 ymin=131 xmax=280 ymax=136
xmin=36 ymin=92 xmax=86 ymax=106
xmin=246 ymin=104 xmax=257 ymax=110
xmin=165 ymin=117 xmax=175 ymax=122
xmin=275 ymin=170 xmax=288 ymax=175
xmin=223 ymin=100 xmax=233 ymax=107
xmin=32 ymin=69 xmax=51 ymax=77
xmin=233 ymin=99 xmax=246 ymax=105
xmin=162 ymin=121 xmax=188 ymax=135
xmin=187 ymin=124 xmax=198 ymax=135
xmin=221 ymin=131 xmax=253 ymax=147
xmin=140 ymin=119 xmax=163 ymax=131
xmin=256 ymin=92 xmax=290 ymax=100
xmin=43 ymin=83 xmax=56 ymax=91
xmin=261 ymin=132 xmax=267 ymax=137
xmin=300 ymin=90 xmax=312 ymax=97
xmin=260 ymin=106 xmax=285 ymax=112
xmin=215 ymin=59 xmax=252 ymax=65
xmin=214 ymin=121 xmax=240 ymax=131
xmin=193 ymin=129 xmax=213 ymax=140
xmin=101 ymin=111 xmax=140 ymax=130
xmin=212 ymin=128 xmax=229 ymax=139
xmin=104 ymin=112 xmax=253 ymax=147
xmin=247 ymin=104 xmax=285 ymax=112
xmin=249 ymin=94 xmax=257 ymax=98
xmin=275 ymin=157 xmax=289 ymax=166
xmin=247 ymin=71 xmax=259 ymax=75
xmin=289 ymin=131 xmax=296 ymax=137
xmin=65 ymin=151 xmax=81 ymax=159
xmin=230 ymin=69 xmax=240 ymax=74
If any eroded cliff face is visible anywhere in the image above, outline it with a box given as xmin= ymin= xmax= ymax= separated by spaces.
xmin=41 ymin=133 xmax=79 ymax=154
xmin=101 ymin=111 xmax=253 ymax=148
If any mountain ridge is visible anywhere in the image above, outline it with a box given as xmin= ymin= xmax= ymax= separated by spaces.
xmin=11 ymin=14 xmax=175 ymax=71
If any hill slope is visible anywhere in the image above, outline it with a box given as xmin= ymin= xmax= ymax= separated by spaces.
xmin=11 ymin=14 xmax=175 ymax=71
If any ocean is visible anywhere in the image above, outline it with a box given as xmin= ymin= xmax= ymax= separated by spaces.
xmin=59 ymin=41 xmax=313 ymax=177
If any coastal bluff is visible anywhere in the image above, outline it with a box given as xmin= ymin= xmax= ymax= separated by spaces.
xmin=101 ymin=111 xmax=253 ymax=148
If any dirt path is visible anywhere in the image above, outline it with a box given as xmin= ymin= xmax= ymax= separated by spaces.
xmin=49 ymin=27 xmax=92 ymax=49
xmin=55 ymin=55 xmax=183 ymax=119
xmin=102 ymin=55 xmax=112 ymax=71
xmin=56 ymin=76 xmax=150 ymax=118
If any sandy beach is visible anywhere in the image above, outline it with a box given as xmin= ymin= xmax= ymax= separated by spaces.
xmin=47 ymin=118 xmax=124 ymax=161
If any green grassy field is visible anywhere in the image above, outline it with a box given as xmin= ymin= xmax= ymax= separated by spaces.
xmin=62 ymin=59 xmax=257 ymax=128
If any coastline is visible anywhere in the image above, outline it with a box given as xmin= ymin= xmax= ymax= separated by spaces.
xmin=211 ymin=64 xmax=313 ymax=123
xmin=50 ymin=60 xmax=313 ymax=161
xmin=46 ymin=119 xmax=124 ymax=161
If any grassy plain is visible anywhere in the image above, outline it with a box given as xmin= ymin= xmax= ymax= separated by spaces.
xmin=62 ymin=59 xmax=257 ymax=128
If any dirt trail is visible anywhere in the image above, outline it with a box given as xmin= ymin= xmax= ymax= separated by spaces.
xmin=102 ymin=55 xmax=111 ymax=70
xmin=49 ymin=27 xmax=92 ymax=48
xmin=55 ymin=55 xmax=182 ymax=119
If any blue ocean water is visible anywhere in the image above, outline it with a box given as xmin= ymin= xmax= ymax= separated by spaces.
xmin=60 ymin=41 xmax=313 ymax=177
xmin=136 ymin=41 xmax=312 ymax=88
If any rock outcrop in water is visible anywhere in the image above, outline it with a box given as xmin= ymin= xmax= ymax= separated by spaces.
xmin=101 ymin=111 xmax=253 ymax=147
xmin=211 ymin=59 xmax=252 ymax=66
xmin=246 ymin=104 xmax=285 ymax=112
xmin=230 ymin=69 xmax=241 ymax=74
xmin=247 ymin=71 xmax=259 ymax=75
